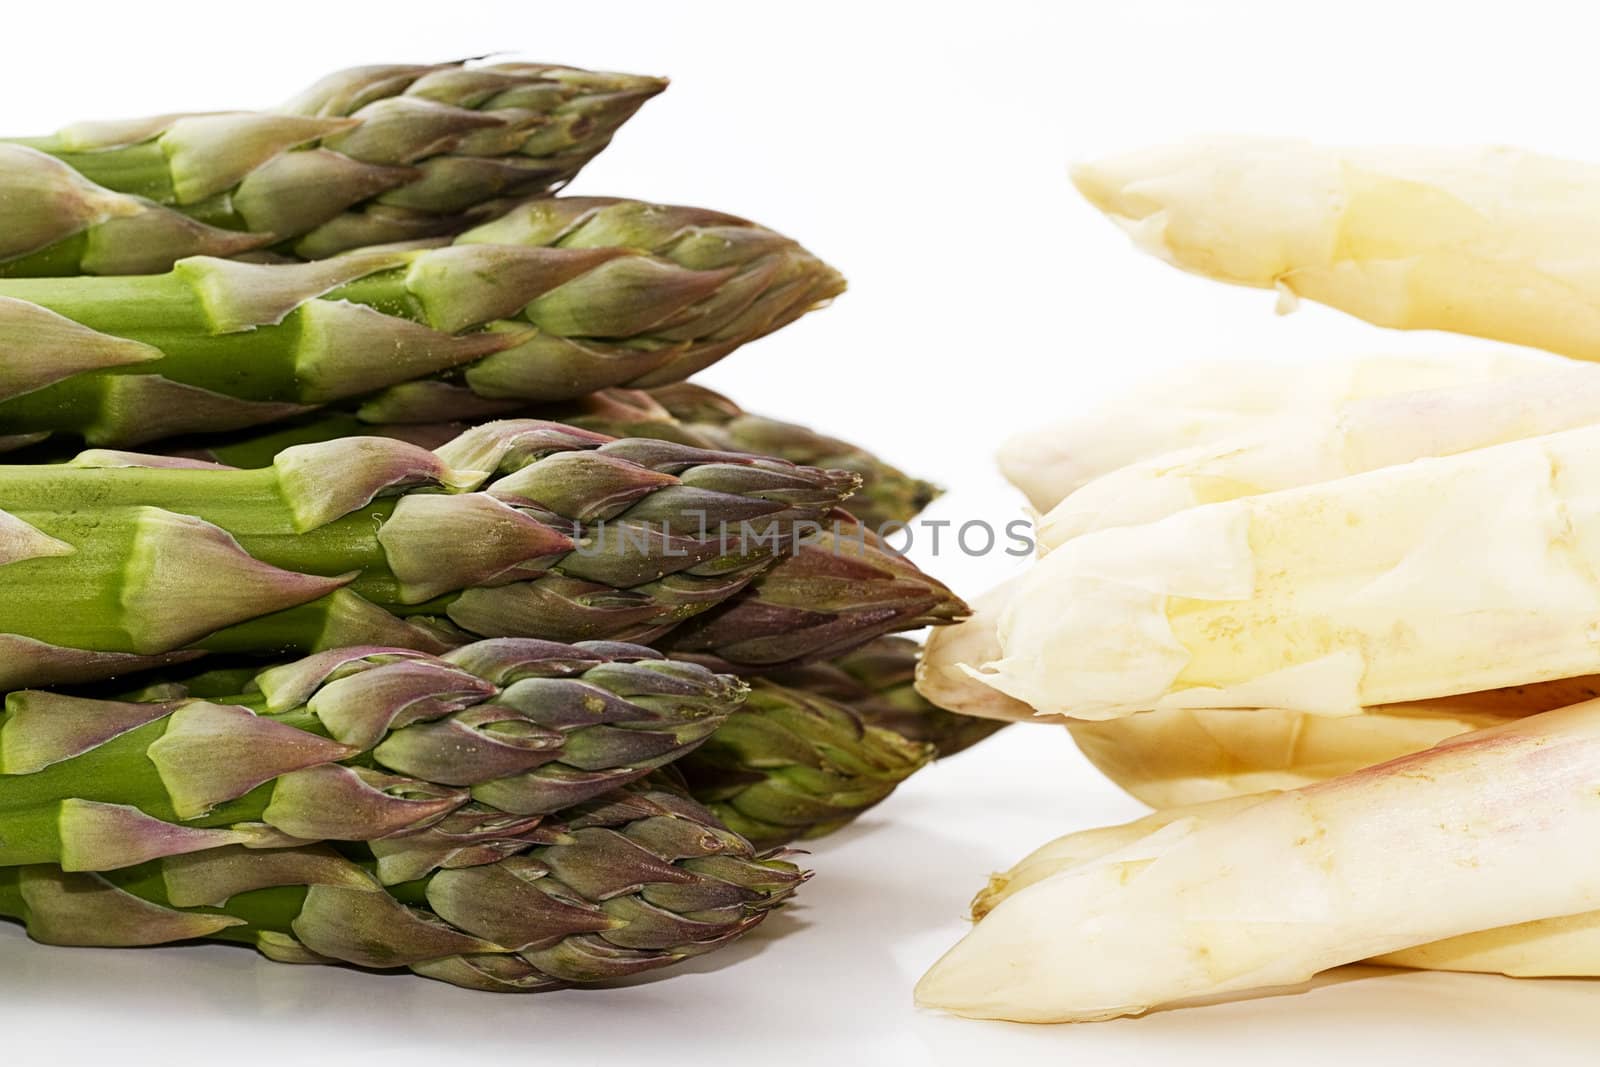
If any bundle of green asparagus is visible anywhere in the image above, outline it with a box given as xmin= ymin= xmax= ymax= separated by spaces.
xmin=0 ymin=57 xmax=985 ymax=993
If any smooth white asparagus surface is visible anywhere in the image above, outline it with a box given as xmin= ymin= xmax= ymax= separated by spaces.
xmin=1068 ymin=703 xmax=1505 ymax=808
xmin=998 ymin=351 xmax=1554 ymax=513
xmin=1070 ymin=675 xmax=1600 ymax=807
xmin=979 ymin=421 xmax=1600 ymax=720
xmin=917 ymin=699 xmax=1600 ymax=1021
xmin=973 ymin=788 xmax=1600 ymax=980
xmin=1073 ymin=137 xmax=1600 ymax=361
xmin=1040 ymin=364 xmax=1600 ymax=547
xmin=969 ymin=793 xmax=1276 ymax=918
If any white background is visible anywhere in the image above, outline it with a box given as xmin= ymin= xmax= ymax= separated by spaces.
xmin=3 ymin=0 xmax=1598 ymax=1061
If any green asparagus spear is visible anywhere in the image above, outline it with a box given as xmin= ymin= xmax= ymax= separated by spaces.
xmin=0 ymin=198 xmax=842 ymax=446
xmin=658 ymin=510 xmax=968 ymax=668
xmin=151 ymin=385 xmax=936 ymax=528
xmin=0 ymin=784 xmax=804 ymax=992
xmin=0 ymin=422 xmax=857 ymax=689
xmin=673 ymin=680 xmax=934 ymax=849
xmin=0 ymin=639 xmax=745 ymax=873
xmin=765 ymin=636 xmax=1008 ymax=758
xmin=3 ymin=60 xmax=665 ymax=269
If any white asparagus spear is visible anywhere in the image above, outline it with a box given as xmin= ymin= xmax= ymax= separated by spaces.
xmin=979 ymin=421 xmax=1600 ymax=720
xmin=916 ymin=572 xmax=1594 ymax=805
xmin=1070 ymin=704 xmax=1503 ymax=808
xmin=1073 ymin=137 xmax=1600 ymax=361
xmin=1040 ymin=363 xmax=1600 ymax=547
xmin=999 ymin=350 xmax=1554 ymax=513
xmin=971 ymin=789 xmax=1600 ymax=980
xmin=1072 ymin=675 xmax=1600 ymax=808
xmin=916 ymin=699 xmax=1600 ymax=1021
xmin=970 ymin=794 xmax=1276 ymax=919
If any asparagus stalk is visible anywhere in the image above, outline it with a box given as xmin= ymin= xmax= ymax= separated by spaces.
xmin=135 ymin=637 xmax=982 ymax=853
xmin=657 ymin=509 xmax=967 ymax=668
xmin=763 ymin=636 xmax=1006 ymax=758
xmin=673 ymin=679 xmax=934 ymax=849
xmin=996 ymin=351 xmax=1554 ymax=513
xmin=0 ymin=639 xmax=746 ymax=874
xmin=1074 ymin=138 xmax=1600 ymax=362
xmin=0 ymin=197 xmax=843 ymax=446
xmin=0 ymin=145 xmax=281 ymax=277
xmin=918 ymin=699 xmax=1600 ymax=1021
xmin=1069 ymin=674 xmax=1600 ymax=809
xmin=636 ymin=385 xmax=940 ymax=528
xmin=917 ymin=574 xmax=1593 ymax=809
xmin=2 ymin=60 xmax=665 ymax=269
xmin=149 ymin=385 xmax=938 ymax=529
xmin=0 ymin=783 xmax=805 ymax=992
xmin=1039 ymin=363 xmax=1600 ymax=548
xmin=977 ymin=422 xmax=1600 ymax=720
xmin=971 ymin=789 xmax=1600 ymax=982
xmin=0 ymin=422 xmax=858 ymax=690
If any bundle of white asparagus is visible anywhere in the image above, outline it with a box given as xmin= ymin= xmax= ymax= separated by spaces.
xmin=915 ymin=137 xmax=1600 ymax=1022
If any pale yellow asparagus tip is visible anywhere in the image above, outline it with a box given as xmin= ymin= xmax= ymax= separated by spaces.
xmin=1073 ymin=137 xmax=1600 ymax=361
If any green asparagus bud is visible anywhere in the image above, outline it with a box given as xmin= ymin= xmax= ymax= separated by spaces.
xmin=639 ymin=384 xmax=942 ymax=528
xmin=764 ymin=636 xmax=1009 ymax=758
xmin=674 ymin=680 xmax=935 ymax=849
xmin=659 ymin=510 xmax=969 ymax=668
xmin=154 ymin=384 xmax=935 ymax=528
xmin=0 ymin=198 xmax=842 ymax=447
xmin=0 ymin=784 xmax=805 ymax=992
xmin=3 ymin=61 xmax=666 ymax=268
xmin=0 ymin=423 xmax=857 ymax=689
xmin=0 ymin=639 xmax=745 ymax=873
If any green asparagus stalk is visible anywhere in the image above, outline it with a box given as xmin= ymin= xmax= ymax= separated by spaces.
xmin=2 ymin=61 xmax=666 ymax=270
xmin=764 ymin=636 xmax=1008 ymax=758
xmin=0 ymin=639 xmax=745 ymax=874
xmin=672 ymin=679 xmax=934 ymax=849
xmin=0 ymin=422 xmax=858 ymax=690
xmin=0 ymin=145 xmax=280 ymax=277
xmin=0 ymin=784 xmax=805 ymax=992
xmin=658 ymin=510 xmax=969 ymax=668
xmin=159 ymin=385 xmax=937 ymax=528
xmin=0 ymin=197 xmax=843 ymax=447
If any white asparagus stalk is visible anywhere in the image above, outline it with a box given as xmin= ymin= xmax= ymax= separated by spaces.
xmin=979 ymin=421 xmax=1600 ymax=720
xmin=1000 ymin=350 xmax=1554 ymax=513
xmin=916 ymin=699 xmax=1600 ymax=1021
xmin=1073 ymin=137 xmax=1600 ymax=361
xmin=1073 ymin=675 xmax=1600 ymax=808
xmin=971 ymin=790 xmax=1600 ymax=981
xmin=1070 ymin=705 xmax=1501 ymax=808
xmin=970 ymin=794 xmax=1276 ymax=920
xmin=919 ymin=575 xmax=1591 ymax=805
xmin=1040 ymin=363 xmax=1600 ymax=547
